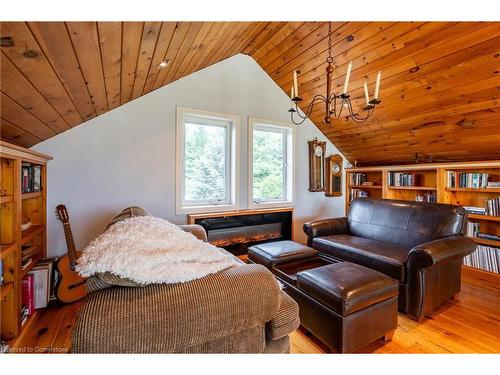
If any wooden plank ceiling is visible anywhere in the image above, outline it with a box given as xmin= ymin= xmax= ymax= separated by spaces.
xmin=1 ymin=22 xmax=499 ymax=165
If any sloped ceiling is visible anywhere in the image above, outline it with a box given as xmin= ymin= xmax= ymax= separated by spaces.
xmin=1 ymin=22 xmax=499 ymax=165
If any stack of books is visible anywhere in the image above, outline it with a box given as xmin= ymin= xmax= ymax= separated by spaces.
xmin=20 ymin=258 xmax=57 ymax=325
xmin=22 ymin=244 xmax=39 ymax=264
xmin=447 ymin=171 xmax=489 ymax=188
xmin=350 ymin=173 xmax=367 ymax=186
xmin=349 ymin=189 xmax=369 ymax=201
xmin=463 ymin=246 xmax=499 ymax=274
xmin=388 ymin=172 xmax=420 ymax=187
xmin=415 ymin=192 xmax=436 ymax=203
xmin=463 ymin=206 xmax=487 ymax=215
xmin=21 ymin=162 xmax=42 ymax=193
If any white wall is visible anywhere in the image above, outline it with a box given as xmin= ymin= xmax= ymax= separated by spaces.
xmin=33 ymin=54 xmax=347 ymax=257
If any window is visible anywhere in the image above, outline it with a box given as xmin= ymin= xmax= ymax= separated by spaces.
xmin=176 ymin=107 xmax=239 ymax=214
xmin=248 ymin=118 xmax=294 ymax=208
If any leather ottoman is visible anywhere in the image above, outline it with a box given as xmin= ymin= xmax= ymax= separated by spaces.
xmin=248 ymin=240 xmax=399 ymax=353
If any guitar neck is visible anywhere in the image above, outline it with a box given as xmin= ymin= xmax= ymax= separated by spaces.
xmin=62 ymin=222 xmax=78 ymax=264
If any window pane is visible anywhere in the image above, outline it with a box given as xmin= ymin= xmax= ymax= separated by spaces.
xmin=253 ymin=129 xmax=284 ymax=201
xmin=184 ymin=122 xmax=227 ymax=202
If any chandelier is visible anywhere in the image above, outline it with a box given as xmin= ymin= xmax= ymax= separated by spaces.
xmin=289 ymin=22 xmax=382 ymax=125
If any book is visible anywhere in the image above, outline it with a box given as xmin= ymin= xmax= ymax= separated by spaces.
xmin=32 ymin=165 xmax=42 ymax=191
xmin=21 ymin=165 xmax=31 ymax=193
xmin=28 ymin=265 xmax=51 ymax=309
xmin=21 ymin=274 xmax=35 ymax=315
xmin=21 ymin=258 xmax=33 ymax=271
xmin=37 ymin=257 xmax=57 ymax=302
xmin=477 ymin=233 xmax=500 ymax=242
xmin=21 ymin=163 xmax=43 ymax=193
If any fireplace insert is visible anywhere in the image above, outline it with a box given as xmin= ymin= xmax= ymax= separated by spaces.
xmin=193 ymin=211 xmax=292 ymax=256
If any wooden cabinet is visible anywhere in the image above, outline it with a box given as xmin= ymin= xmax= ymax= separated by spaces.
xmin=0 ymin=141 xmax=52 ymax=343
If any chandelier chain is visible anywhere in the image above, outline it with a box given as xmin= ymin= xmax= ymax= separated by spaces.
xmin=327 ymin=22 xmax=333 ymax=62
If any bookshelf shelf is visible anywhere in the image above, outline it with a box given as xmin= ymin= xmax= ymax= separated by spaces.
xmin=0 ymin=195 xmax=13 ymax=204
xmin=348 ymin=185 xmax=382 ymax=189
xmin=468 ymin=214 xmax=500 ymax=222
xmin=471 ymin=237 xmax=500 ymax=248
xmin=1 ymin=140 xmax=52 ymax=344
xmin=1 ymin=282 xmax=14 ymax=299
xmin=21 ymin=191 xmax=42 ymax=200
xmin=388 ymin=186 xmax=437 ymax=191
xmin=445 ymin=187 xmax=500 ymax=193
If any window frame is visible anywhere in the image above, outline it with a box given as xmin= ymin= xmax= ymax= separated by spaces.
xmin=247 ymin=117 xmax=295 ymax=209
xmin=176 ymin=106 xmax=240 ymax=214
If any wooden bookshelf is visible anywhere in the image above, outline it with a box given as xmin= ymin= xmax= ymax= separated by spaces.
xmin=345 ymin=160 xmax=500 ymax=275
xmin=0 ymin=140 xmax=52 ymax=344
xmin=346 ymin=169 xmax=383 ymax=208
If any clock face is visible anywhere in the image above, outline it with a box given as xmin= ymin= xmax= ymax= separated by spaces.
xmin=314 ymin=145 xmax=323 ymax=157
xmin=331 ymin=162 xmax=341 ymax=174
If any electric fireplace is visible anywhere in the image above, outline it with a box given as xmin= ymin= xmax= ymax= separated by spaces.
xmin=188 ymin=208 xmax=293 ymax=256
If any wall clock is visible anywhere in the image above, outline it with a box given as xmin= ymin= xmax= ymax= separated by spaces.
xmin=308 ymin=139 xmax=326 ymax=192
xmin=325 ymin=154 xmax=343 ymax=197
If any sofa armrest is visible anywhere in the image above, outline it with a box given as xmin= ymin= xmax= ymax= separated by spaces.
xmin=303 ymin=217 xmax=348 ymax=246
xmin=266 ymin=291 xmax=300 ymax=341
xmin=179 ymin=224 xmax=208 ymax=241
xmin=408 ymin=235 xmax=476 ymax=269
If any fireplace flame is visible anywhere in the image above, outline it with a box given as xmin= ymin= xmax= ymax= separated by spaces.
xmin=211 ymin=232 xmax=282 ymax=248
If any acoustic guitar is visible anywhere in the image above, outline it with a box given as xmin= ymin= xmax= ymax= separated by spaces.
xmin=55 ymin=204 xmax=87 ymax=303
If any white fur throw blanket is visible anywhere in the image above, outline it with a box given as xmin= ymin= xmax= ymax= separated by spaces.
xmin=76 ymin=216 xmax=240 ymax=284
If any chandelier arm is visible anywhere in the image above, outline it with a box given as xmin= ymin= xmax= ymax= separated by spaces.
xmin=294 ymin=94 xmax=327 ymax=120
xmin=346 ymin=99 xmax=376 ymax=123
xmin=290 ymin=110 xmax=308 ymax=125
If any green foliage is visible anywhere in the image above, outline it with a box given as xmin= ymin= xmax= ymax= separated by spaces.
xmin=184 ymin=123 xmax=226 ymax=201
xmin=253 ymin=129 xmax=284 ymax=201
xmin=183 ymin=123 xmax=285 ymax=203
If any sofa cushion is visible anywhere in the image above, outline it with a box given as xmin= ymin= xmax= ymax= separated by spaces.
xmin=348 ymin=198 xmax=467 ymax=249
xmin=313 ymin=234 xmax=410 ymax=281
xmin=296 ymin=262 xmax=398 ymax=316
xmin=266 ymin=291 xmax=300 ymax=341
xmin=106 ymin=206 xmax=151 ymax=229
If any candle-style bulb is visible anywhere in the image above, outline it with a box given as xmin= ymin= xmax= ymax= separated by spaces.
xmin=342 ymin=61 xmax=352 ymax=94
xmin=363 ymin=81 xmax=370 ymax=106
xmin=374 ymin=71 xmax=381 ymax=100
xmin=293 ymin=70 xmax=299 ymax=97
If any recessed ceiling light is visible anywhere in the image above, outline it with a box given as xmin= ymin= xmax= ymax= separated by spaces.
xmin=157 ymin=60 xmax=170 ymax=69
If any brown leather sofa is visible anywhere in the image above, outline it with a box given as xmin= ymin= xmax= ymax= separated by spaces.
xmin=303 ymin=198 xmax=476 ymax=321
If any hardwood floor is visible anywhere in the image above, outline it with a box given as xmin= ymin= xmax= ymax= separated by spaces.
xmin=10 ymin=267 xmax=500 ymax=354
